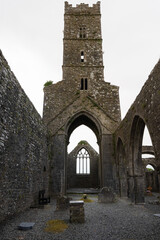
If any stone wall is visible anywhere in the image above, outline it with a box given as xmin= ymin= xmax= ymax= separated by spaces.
xmin=0 ymin=50 xmax=48 ymax=222
xmin=43 ymin=82 xmax=121 ymax=136
xmin=115 ymin=59 xmax=160 ymax=202
xmin=145 ymin=171 xmax=159 ymax=192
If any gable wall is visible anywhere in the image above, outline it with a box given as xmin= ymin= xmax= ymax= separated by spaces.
xmin=67 ymin=142 xmax=99 ymax=188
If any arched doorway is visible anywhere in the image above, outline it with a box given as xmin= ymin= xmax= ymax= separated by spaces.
xmin=130 ymin=115 xmax=145 ymax=203
xmin=68 ymin=125 xmax=99 ymax=153
xmin=66 ymin=112 xmax=102 ymax=191
xmin=129 ymin=115 xmax=155 ymax=203
xmin=142 ymin=126 xmax=159 ymax=192
xmin=145 ymin=163 xmax=159 ymax=192
xmin=48 ymin=110 xmax=117 ymax=196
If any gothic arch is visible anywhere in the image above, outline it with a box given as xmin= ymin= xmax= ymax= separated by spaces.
xmin=143 ymin=159 xmax=159 ymax=192
xmin=66 ymin=111 xmax=102 ymax=189
xmin=65 ymin=111 xmax=102 ymax=144
xmin=129 ymin=115 xmax=154 ymax=203
xmin=143 ymin=161 xmax=157 ymax=170
xmin=130 ymin=115 xmax=145 ymax=176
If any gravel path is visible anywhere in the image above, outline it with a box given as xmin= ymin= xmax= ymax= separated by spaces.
xmin=0 ymin=194 xmax=160 ymax=240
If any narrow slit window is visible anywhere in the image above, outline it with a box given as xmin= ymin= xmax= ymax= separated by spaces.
xmin=76 ymin=148 xmax=90 ymax=174
xmin=85 ymin=78 xmax=88 ymax=90
xmin=80 ymin=78 xmax=84 ymax=90
xmin=81 ymin=51 xmax=84 ymax=62
xmin=83 ymin=27 xmax=86 ymax=38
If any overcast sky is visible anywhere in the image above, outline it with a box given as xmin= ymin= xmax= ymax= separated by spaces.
xmin=0 ymin=0 xmax=159 ymax=152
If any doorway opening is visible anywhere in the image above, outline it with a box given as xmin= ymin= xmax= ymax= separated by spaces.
xmin=141 ymin=126 xmax=158 ymax=192
xmin=66 ymin=113 xmax=101 ymax=192
xmin=130 ymin=116 xmax=158 ymax=202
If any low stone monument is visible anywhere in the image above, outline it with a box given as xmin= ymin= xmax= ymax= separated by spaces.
xmin=69 ymin=200 xmax=85 ymax=223
xmin=98 ymin=187 xmax=116 ymax=203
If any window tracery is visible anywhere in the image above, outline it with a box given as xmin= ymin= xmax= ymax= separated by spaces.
xmin=76 ymin=148 xmax=90 ymax=174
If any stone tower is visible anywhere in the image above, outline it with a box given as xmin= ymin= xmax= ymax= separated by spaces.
xmin=63 ymin=1 xmax=104 ymax=86
xmin=43 ymin=2 xmax=121 ymax=195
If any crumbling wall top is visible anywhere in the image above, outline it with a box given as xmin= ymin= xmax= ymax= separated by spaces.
xmin=65 ymin=1 xmax=101 ymax=15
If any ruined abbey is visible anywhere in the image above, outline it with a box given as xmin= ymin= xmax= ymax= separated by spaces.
xmin=0 ymin=2 xmax=160 ymax=223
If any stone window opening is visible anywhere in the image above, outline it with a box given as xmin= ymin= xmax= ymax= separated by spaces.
xmin=76 ymin=148 xmax=90 ymax=174
xmin=80 ymin=78 xmax=84 ymax=90
xmin=79 ymin=27 xmax=86 ymax=39
xmin=85 ymin=78 xmax=88 ymax=90
xmin=146 ymin=164 xmax=155 ymax=172
xmin=80 ymin=78 xmax=88 ymax=90
xmin=81 ymin=51 xmax=84 ymax=62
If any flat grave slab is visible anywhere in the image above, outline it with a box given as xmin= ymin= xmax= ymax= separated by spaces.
xmin=154 ymin=214 xmax=160 ymax=218
xmin=70 ymin=200 xmax=84 ymax=205
xmin=18 ymin=222 xmax=35 ymax=231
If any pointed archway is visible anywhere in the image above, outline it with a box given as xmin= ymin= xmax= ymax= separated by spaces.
xmin=47 ymin=109 xmax=117 ymax=196
xmin=129 ymin=115 xmax=157 ymax=203
xmin=65 ymin=112 xmax=102 ymax=190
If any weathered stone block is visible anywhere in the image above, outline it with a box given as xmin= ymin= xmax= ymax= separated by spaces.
xmin=69 ymin=200 xmax=85 ymax=223
xmin=56 ymin=195 xmax=71 ymax=210
xmin=98 ymin=187 xmax=116 ymax=203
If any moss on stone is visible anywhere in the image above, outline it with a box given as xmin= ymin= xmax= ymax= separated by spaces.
xmin=80 ymin=194 xmax=93 ymax=202
xmin=44 ymin=80 xmax=53 ymax=87
xmin=78 ymin=140 xmax=87 ymax=145
xmin=44 ymin=219 xmax=68 ymax=233
xmin=80 ymin=198 xmax=93 ymax=203
xmin=75 ymin=90 xmax=80 ymax=95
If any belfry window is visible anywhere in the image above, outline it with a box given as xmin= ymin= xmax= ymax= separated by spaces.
xmin=80 ymin=78 xmax=88 ymax=90
xmin=79 ymin=27 xmax=86 ymax=38
xmin=76 ymin=148 xmax=90 ymax=174
xmin=81 ymin=51 xmax=84 ymax=62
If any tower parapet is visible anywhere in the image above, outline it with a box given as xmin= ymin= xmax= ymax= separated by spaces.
xmin=65 ymin=1 xmax=101 ymax=15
